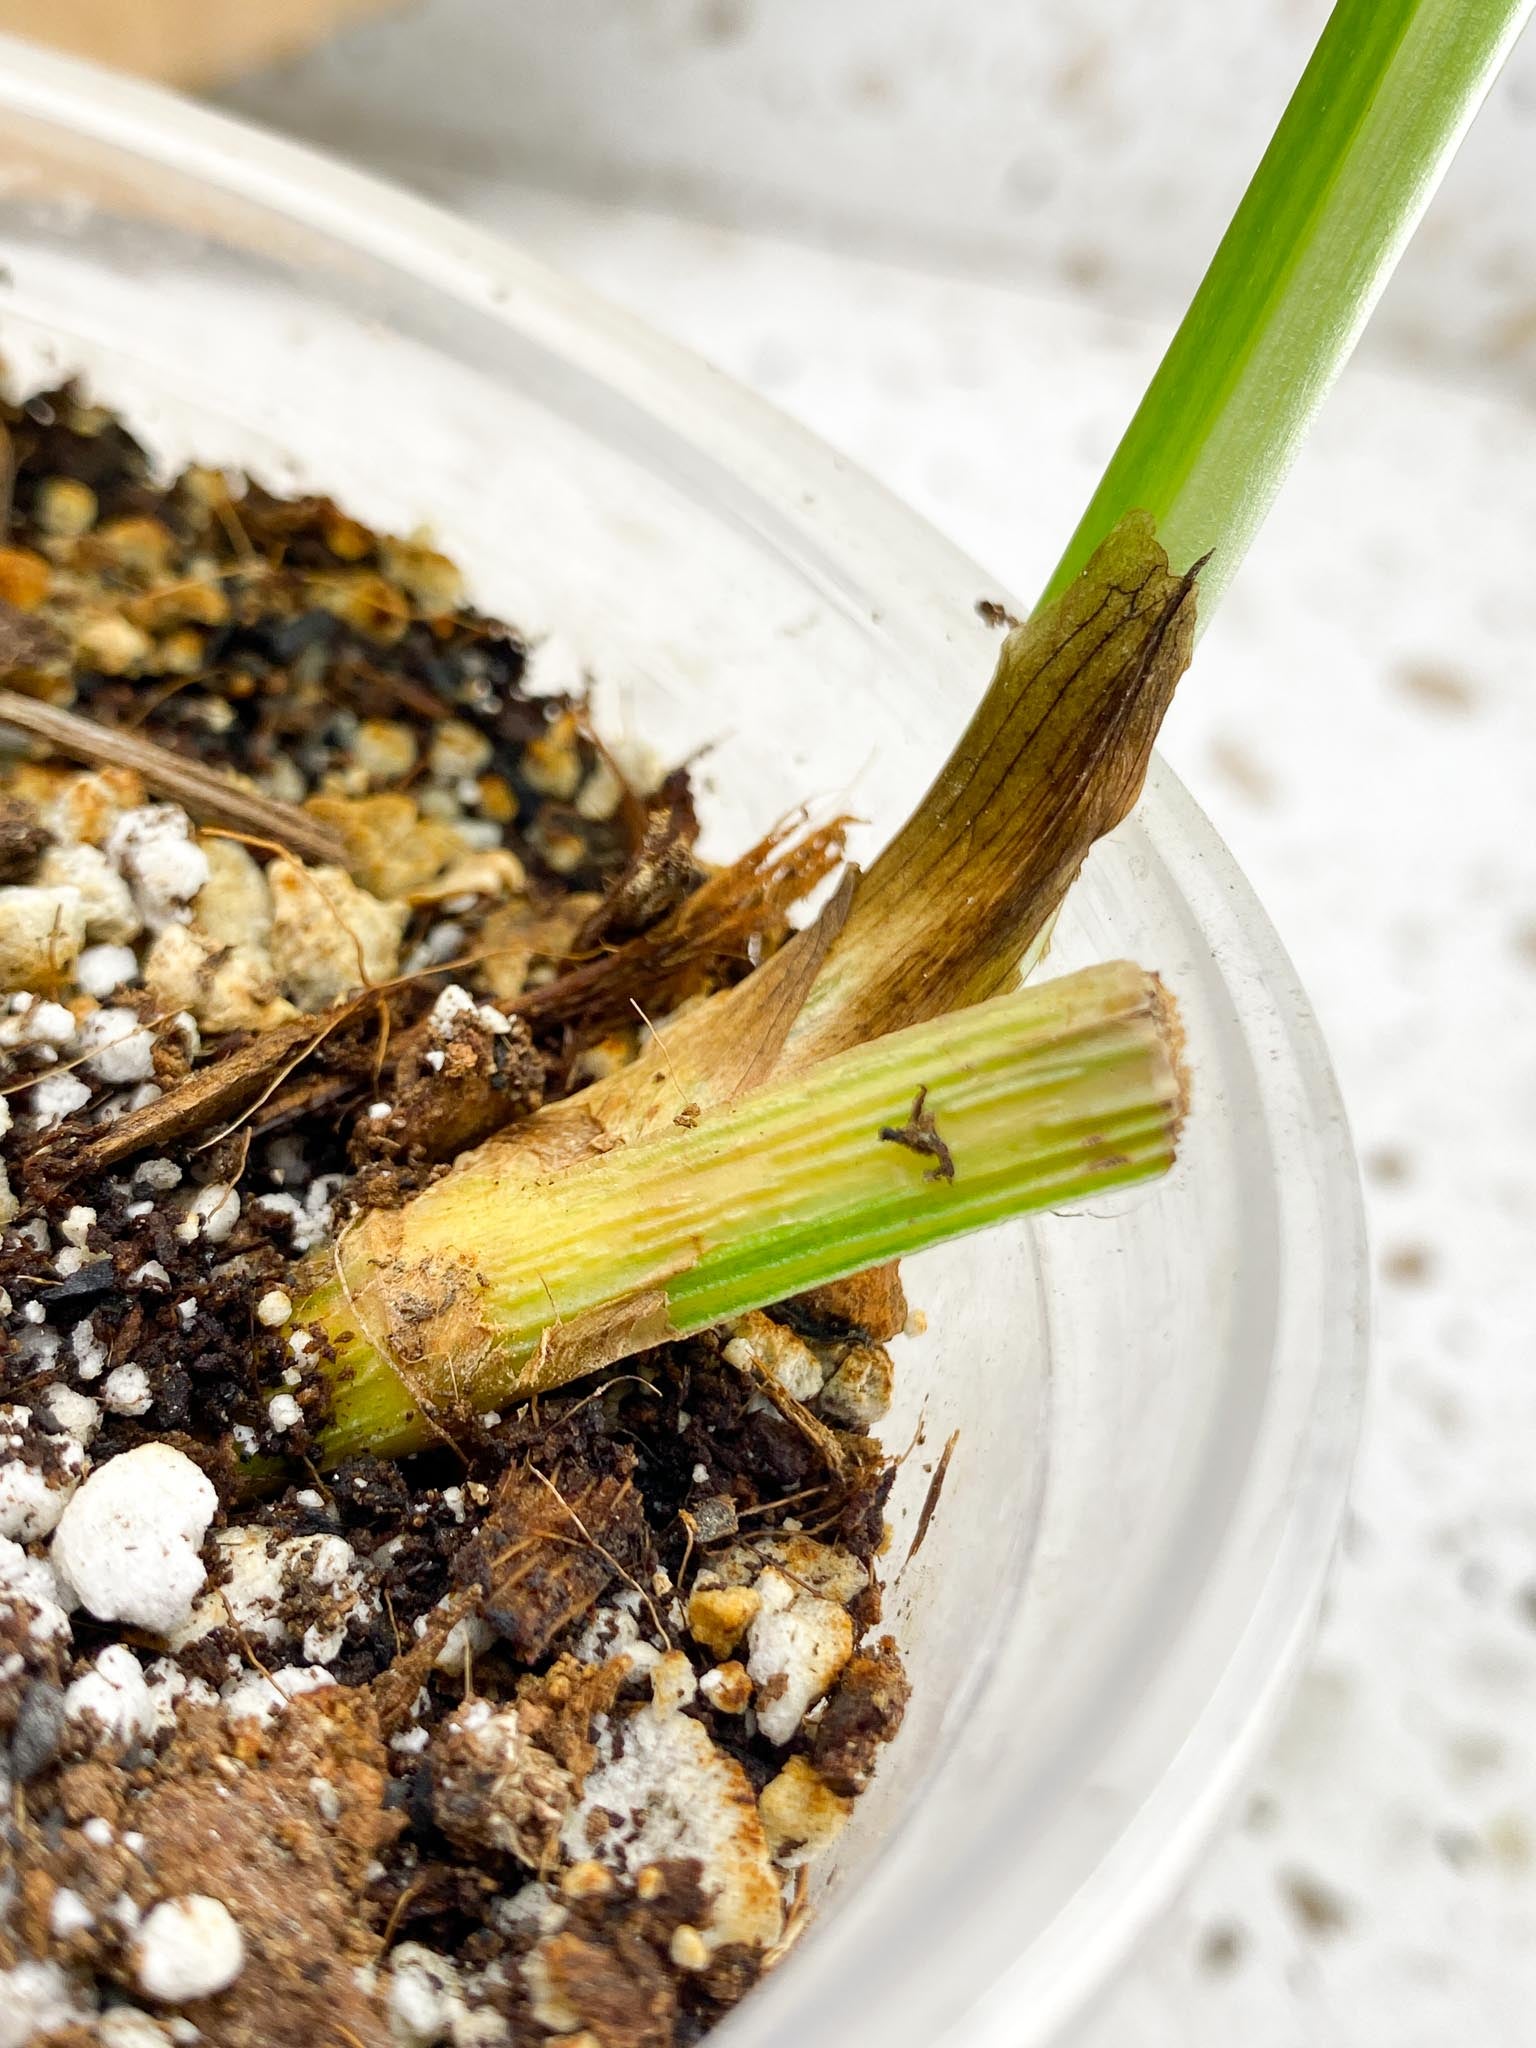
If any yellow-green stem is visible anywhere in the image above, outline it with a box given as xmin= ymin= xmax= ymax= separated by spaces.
xmin=300 ymin=960 xmax=1183 ymax=1465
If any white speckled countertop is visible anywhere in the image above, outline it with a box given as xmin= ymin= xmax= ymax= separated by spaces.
xmin=222 ymin=0 xmax=1536 ymax=406
xmin=311 ymin=185 xmax=1524 ymax=2045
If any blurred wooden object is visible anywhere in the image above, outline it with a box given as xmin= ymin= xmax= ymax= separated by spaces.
xmin=0 ymin=0 xmax=401 ymax=88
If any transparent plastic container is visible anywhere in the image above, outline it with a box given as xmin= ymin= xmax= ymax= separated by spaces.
xmin=0 ymin=42 xmax=1368 ymax=2048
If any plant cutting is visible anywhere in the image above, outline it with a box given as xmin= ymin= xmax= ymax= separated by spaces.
xmin=0 ymin=3 xmax=1526 ymax=2044
xmin=282 ymin=0 xmax=1534 ymax=1456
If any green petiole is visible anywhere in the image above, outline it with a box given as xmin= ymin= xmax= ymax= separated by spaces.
xmin=1042 ymin=0 xmax=1532 ymax=620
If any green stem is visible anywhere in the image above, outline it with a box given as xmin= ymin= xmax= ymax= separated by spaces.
xmin=1042 ymin=0 xmax=1532 ymax=618
xmin=303 ymin=961 xmax=1183 ymax=1464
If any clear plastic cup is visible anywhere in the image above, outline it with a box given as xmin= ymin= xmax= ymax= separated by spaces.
xmin=0 ymin=42 xmax=1367 ymax=2047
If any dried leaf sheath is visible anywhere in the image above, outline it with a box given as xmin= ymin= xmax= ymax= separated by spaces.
xmin=510 ymin=809 xmax=850 ymax=1037
xmin=444 ymin=514 xmax=1199 ymax=1188
xmin=780 ymin=511 xmax=1200 ymax=1066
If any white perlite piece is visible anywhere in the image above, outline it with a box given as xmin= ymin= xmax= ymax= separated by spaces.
xmin=558 ymin=1664 xmax=782 ymax=1953
xmin=106 ymin=806 xmax=210 ymax=933
xmin=353 ymin=717 xmax=418 ymax=786
xmin=255 ymin=1288 xmax=292 ymax=1327
xmin=0 ymin=1405 xmax=84 ymax=1540
xmin=143 ymin=922 xmax=296 ymax=1037
xmin=713 ymin=1531 xmax=870 ymax=1606
xmin=80 ymin=1007 xmax=158 ymax=1085
xmin=721 ymin=1311 xmax=826 ymax=1403
xmin=37 ymin=843 xmax=140 ymax=944
xmin=193 ymin=837 xmax=273 ymax=948
xmin=0 ymin=1959 xmax=88 ymax=2046
xmin=699 ymin=1662 xmax=752 ymax=1714
xmin=0 ymin=1533 xmax=72 ymax=1648
xmin=76 ymin=940 xmax=141 ymax=999
xmin=60 ymin=1206 xmax=97 ymax=1247
xmin=267 ymin=1393 xmax=302 ymax=1432
xmin=71 ymin=1319 xmax=109 ymax=1381
xmin=142 ymin=1656 xmax=220 ymax=1736
xmin=428 ymin=1605 xmax=495 ymax=1676
xmin=40 ymin=1385 xmax=101 ymax=1444
xmin=102 ymin=1364 xmax=154 ymax=1418
xmin=171 ymin=1527 xmax=288 ymax=1651
xmin=744 ymin=1566 xmax=855 ymax=1745
xmin=135 ymin=1157 xmax=182 ymax=1192
xmin=649 ymin=1648 xmax=698 ymax=1713
xmin=570 ymin=1594 xmax=661 ymax=1689
xmin=0 ymin=994 xmax=77 ymax=1049
xmin=98 ymin=2008 xmax=176 ymax=2046
xmin=439 ymin=2002 xmax=509 ymax=2046
xmin=433 ymin=979 xmax=511 ymax=1036
xmin=13 ymin=1328 xmax=59 ymax=1380
xmin=134 ymin=1895 xmax=245 ymax=2002
xmin=220 ymin=1664 xmax=336 ymax=1724
xmin=40 ymin=765 xmax=138 ymax=848
xmin=411 ymin=1587 xmax=495 ymax=1673
xmin=176 ymin=1183 xmax=240 ymax=1245
xmin=817 ymin=1341 xmax=895 ymax=1428
xmin=50 ymin=1888 xmax=94 ymax=1938
xmin=64 ymin=1643 xmax=155 ymax=1748
xmin=427 ymin=983 xmax=509 ymax=1040
xmin=494 ymin=1885 xmax=569 ymax=1952
xmin=30 ymin=1073 xmax=91 ymax=1129
xmin=575 ymin=758 xmax=624 ymax=823
xmin=172 ymin=1526 xmax=370 ymax=1667
xmin=51 ymin=1443 xmax=217 ymax=1635
xmin=427 ymin=719 xmax=493 ymax=783
xmin=415 ymin=848 xmax=524 ymax=911
xmin=386 ymin=1943 xmax=465 ymax=2048
xmin=302 ymin=1534 xmax=371 ymax=1665
xmin=253 ymin=1175 xmax=341 ymax=1255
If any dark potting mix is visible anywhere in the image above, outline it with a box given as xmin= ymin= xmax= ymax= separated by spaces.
xmin=0 ymin=386 xmax=911 ymax=2048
